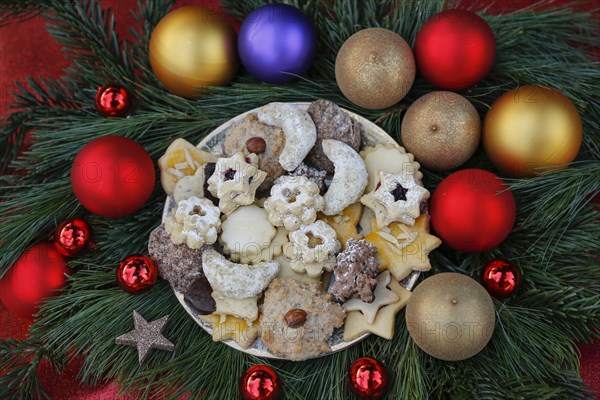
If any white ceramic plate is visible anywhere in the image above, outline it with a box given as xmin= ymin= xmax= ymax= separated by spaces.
xmin=163 ymin=102 xmax=421 ymax=360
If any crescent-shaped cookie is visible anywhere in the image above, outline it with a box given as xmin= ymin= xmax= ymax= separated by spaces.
xmin=322 ymin=139 xmax=368 ymax=215
xmin=257 ymin=103 xmax=317 ymax=171
xmin=202 ymin=249 xmax=279 ymax=299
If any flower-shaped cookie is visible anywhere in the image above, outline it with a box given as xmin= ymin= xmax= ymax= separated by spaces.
xmin=165 ymin=196 xmax=221 ymax=249
xmin=264 ymin=176 xmax=325 ymax=232
xmin=207 ymin=152 xmax=267 ymax=215
xmin=289 ymin=221 xmax=341 ymax=277
xmin=361 ymin=171 xmax=429 ymax=228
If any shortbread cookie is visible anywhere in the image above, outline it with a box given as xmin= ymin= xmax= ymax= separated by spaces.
xmin=361 ymin=171 xmax=429 ymax=228
xmin=257 ymin=103 xmax=317 ymax=171
xmin=200 ymin=313 xmax=259 ymax=349
xmin=259 ymin=226 xmax=288 ymax=262
xmin=220 ymin=205 xmax=276 ymax=264
xmin=358 ymin=206 xmax=376 ymax=236
xmin=173 ymin=167 xmax=205 ymax=204
xmin=202 ymin=249 xmax=279 ymax=299
xmin=322 ymin=140 xmax=368 ymax=215
xmin=165 ymin=197 xmax=221 ymax=249
xmin=264 ymin=175 xmax=325 ymax=231
xmin=148 ymin=225 xmax=209 ymax=293
xmin=342 ymin=270 xmax=398 ymax=323
xmin=260 ymin=278 xmax=345 ymax=361
xmin=307 ymin=100 xmax=363 ymax=173
xmin=207 ymin=152 xmax=267 ymax=215
xmin=319 ymin=202 xmax=363 ymax=249
xmin=331 ymin=239 xmax=379 ymax=303
xmin=158 ymin=138 xmax=217 ymax=194
xmin=275 ymin=253 xmax=321 ymax=285
xmin=211 ymin=290 xmax=259 ymax=322
xmin=222 ymin=114 xmax=286 ymax=191
xmin=360 ymin=144 xmax=423 ymax=192
xmin=288 ymin=221 xmax=341 ymax=278
xmin=365 ymin=215 xmax=441 ymax=281
xmin=343 ymin=274 xmax=411 ymax=341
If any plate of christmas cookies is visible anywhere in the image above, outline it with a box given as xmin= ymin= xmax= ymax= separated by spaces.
xmin=149 ymin=100 xmax=441 ymax=361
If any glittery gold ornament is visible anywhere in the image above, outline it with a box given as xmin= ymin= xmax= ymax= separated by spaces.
xmin=483 ymin=85 xmax=582 ymax=177
xmin=405 ymin=273 xmax=495 ymax=361
xmin=335 ymin=28 xmax=415 ymax=110
xmin=149 ymin=6 xmax=238 ymax=98
xmin=401 ymin=91 xmax=480 ymax=170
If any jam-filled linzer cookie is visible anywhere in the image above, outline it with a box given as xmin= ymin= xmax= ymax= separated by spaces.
xmin=154 ymin=100 xmax=440 ymax=360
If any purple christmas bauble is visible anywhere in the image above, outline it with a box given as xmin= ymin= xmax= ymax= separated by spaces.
xmin=238 ymin=3 xmax=317 ymax=84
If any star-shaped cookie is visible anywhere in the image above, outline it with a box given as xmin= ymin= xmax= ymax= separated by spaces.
xmin=343 ymin=276 xmax=411 ymax=341
xmin=361 ymin=171 xmax=429 ymax=228
xmin=116 ymin=310 xmax=174 ymax=364
xmin=365 ymin=214 xmax=442 ymax=281
xmin=319 ymin=202 xmax=363 ymax=249
xmin=199 ymin=313 xmax=260 ymax=349
xmin=343 ymin=270 xmax=399 ymax=323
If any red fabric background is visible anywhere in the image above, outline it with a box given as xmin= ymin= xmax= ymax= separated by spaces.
xmin=0 ymin=0 xmax=598 ymax=398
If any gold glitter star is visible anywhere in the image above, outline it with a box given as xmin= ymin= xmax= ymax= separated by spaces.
xmin=116 ymin=310 xmax=174 ymax=364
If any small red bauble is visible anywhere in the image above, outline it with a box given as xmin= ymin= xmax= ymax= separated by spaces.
xmin=54 ymin=218 xmax=92 ymax=257
xmin=71 ymin=136 xmax=155 ymax=218
xmin=95 ymin=83 xmax=131 ymax=117
xmin=117 ymin=255 xmax=158 ymax=293
xmin=240 ymin=364 xmax=280 ymax=400
xmin=481 ymin=259 xmax=522 ymax=299
xmin=348 ymin=357 xmax=388 ymax=399
xmin=430 ymin=169 xmax=516 ymax=253
xmin=414 ymin=9 xmax=496 ymax=90
xmin=0 ymin=243 xmax=69 ymax=320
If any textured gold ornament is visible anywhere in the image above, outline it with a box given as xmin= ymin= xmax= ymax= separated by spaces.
xmin=401 ymin=91 xmax=481 ymax=170
xmin=149 ymin=6 xmax=238 ymax=98
xmin=483 ymin=85 xmax=582 ymax=177
xmin=335 ymin=28 xmax=415 ymax=110
xmin=405 ymin=273 xmax=495 ymax=361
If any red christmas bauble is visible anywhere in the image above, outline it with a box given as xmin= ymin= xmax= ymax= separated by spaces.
xmin=414 ymin=9 xmax=496 ymax=90
xmin=71 ymin=136 xmax=155 ymax=218
xmin=240 ymin=364 xmax=280 ymax=400
xmin=54 ymin=218 xmax=92 ymax=257
xmin=348 ymin=357 xmax=388 ymax=399
xmin=95 ymin=83 xmax=131 ymax=117
xmin=116 ymin=255 xmax=158 ymax=293
xmin=0 ymin=243 xmax=69 ymax=320
xmin=481 ymin=259 xmax=522 ymax=299
xmin=430 ymin=169 xmax=516 ymax=253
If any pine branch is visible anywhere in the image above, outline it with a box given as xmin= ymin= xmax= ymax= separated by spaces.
xmin=0 ymin=0 xmax=599 ymax=399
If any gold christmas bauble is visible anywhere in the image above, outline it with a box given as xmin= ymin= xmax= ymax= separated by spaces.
xmin=149 ymin=6 xmax=238 ymax=98
xmin=335 ymin=28 xmax=415 ymax=110
xmin=401 ymin=91 xmax=481 ymax=170
xmin=483 ymin=85 xmax=582 ymax=177
xmin=405 ymin=273 xmax=495 ymax=361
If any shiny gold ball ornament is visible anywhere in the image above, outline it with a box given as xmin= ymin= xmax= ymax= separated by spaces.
xmin=483 ymin=85 xmax=582 ymax=177
xmin=149 ymin=6 xmax=238 ymax=98
xmin=401 ymin=91 xmax=481 ymax=170
xmin=335 ymin=28 xmax=415 ymax=109
xmin=406 ymin=273 xmax=495 ymax=361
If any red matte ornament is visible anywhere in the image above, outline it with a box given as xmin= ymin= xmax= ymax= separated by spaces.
xmin=70 ymin=136 xmax=155 ymax=218
xmin=348 ymin=357 xmax=388 ymax=399
xmin=430 ymin=169 xmax=516 ymax=253
xmin=54 ymin=218 xmax=92 ymax=257
xmin=95 ymin=83 xmax=131 ymax=117
xmin=481 ymin=259 xmax=522 ymax=299
xmin=116 ymin=255 xmax=158 ymax=293
xmin=0 ymin=243 xmax=69 ymax=320
xmin=240 ymin=364 xmax=280 ymax=400
xmin=414 ymin=9 xmax=496 ymax=90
